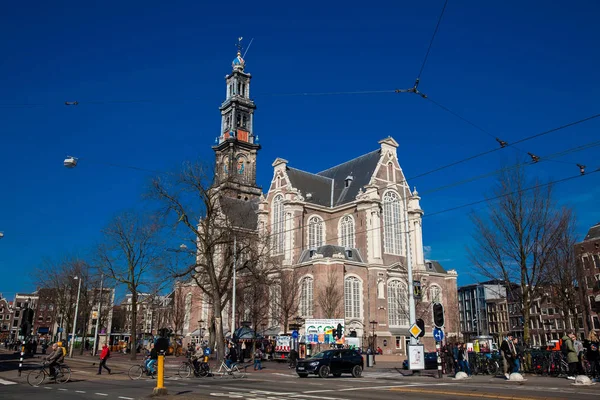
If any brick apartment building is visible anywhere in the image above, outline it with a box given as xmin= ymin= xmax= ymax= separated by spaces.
xmin=576 ymin=222 xmax=600 ymax=336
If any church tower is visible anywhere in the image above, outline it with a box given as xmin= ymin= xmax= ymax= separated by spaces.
xmin=212 ymin=39 xmax=262 ymax=200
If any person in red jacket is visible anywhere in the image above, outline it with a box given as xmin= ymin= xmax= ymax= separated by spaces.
xmin=97 ymin=344 xmax=112 ymax=375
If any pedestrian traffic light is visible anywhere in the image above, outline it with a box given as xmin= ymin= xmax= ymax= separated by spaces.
xmin=336 ymin=323 xmax=343 ymax=340
xmin=416 ymin=318 xmax=425 ymax=338
xmin=432 ymin=303 xmax=445 ymax=328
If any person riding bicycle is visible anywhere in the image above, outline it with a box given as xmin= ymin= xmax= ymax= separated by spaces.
xmin=225 ymin=343 xmax=237 ymax=368
xmin=145 ymin=344 xmax=158 ymax=375
xmin=45 ymin=343 xmax=63 ymax=379
xmin=191 ymin=345 xmax=204 ymax=373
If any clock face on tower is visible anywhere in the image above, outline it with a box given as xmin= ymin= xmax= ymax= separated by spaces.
xmin=236 ymin=157 xmax=245 ymax=174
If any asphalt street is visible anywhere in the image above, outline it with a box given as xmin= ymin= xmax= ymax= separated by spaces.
xmin=2 ymin=352 xmax=600 ymax=399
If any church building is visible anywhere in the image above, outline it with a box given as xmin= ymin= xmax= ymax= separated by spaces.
xmin=180 ymin=45 xmax=458 ymax=354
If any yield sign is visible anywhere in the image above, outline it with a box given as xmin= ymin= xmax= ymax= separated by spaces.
xmin=409 ymin=323 xmax=422 ymax=339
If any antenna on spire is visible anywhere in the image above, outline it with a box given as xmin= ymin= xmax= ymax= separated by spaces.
xmin=242 ymin=38 xmax=254 ymax=59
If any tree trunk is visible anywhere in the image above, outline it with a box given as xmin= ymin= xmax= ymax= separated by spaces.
xmin=213 ymin=294 xmax=225 ymax=362
xmin=130 ymin=291 xmax=138 ymax=361
xmin=522 ymin=286 xmax=530 ymax=345
xmin=79 ymin=316 xmax=89 ymax=355
xmin=284 ymin=317 xmax=289 ymax=335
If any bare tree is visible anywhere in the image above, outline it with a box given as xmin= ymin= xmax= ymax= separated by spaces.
xmin=148 ymin=162 xmax=260 ymax=359
xmin=316 ymin=269 xmax=343 ymax=319
xmin=545 ymin=209 xmax=581 ymax=331
xmin=272 ymin=269 xmax=301 ymax=333
xmin=468 ymin=165 xmax=570 ymax=344
xmin=97 ymin=211 xmax=164 ymax=360
xmin=171 ymin=285 xmax=187 ymax=336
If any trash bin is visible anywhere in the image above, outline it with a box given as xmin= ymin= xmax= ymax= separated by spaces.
xmin=367 ymin=354 xmax=374 ymax=367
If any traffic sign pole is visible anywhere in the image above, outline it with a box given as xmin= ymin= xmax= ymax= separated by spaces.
xmin=436 ymin=340 xmax=442 ymax=379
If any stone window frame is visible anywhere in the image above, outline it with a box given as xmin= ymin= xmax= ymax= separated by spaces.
xmin=429 ymin=284 xmax=443 ymax=304
xmin=298 ymin=275 xmax=314 ymax=318
xmin=271 ymin=194 xmax=285 ymax=255
xmin=344 ymin=274 xmax=363 ymax=319
xmin=307 ymin=214 xmax=325 ymax=249
xmin=382 ymin=189 xmax=403 ymax=256
xmin=387 ymin=278 xmax=409 ymax=327
xmin=338 ymin=214 xmax=355 ymax=249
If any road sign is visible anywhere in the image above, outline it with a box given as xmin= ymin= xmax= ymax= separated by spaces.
xmin=291 ymin=330 xmax=299 ymax=339
xmin=409 ymin=323 xmax=422 ymax=339
xmin=433 ymin=327 xmax=444 ymax=342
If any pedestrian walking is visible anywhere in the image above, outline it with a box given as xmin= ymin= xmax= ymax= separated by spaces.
xmin=500 ymin=333 xmax=516 ymax=379
xmin=562 ymin=330 xmax=579 ymax=380
xmin=97 ymin=344 xmax=112 ymax=375
xmin=253 ymin=348 xmax=263 ymax=370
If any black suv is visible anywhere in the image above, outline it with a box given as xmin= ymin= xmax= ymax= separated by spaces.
xmin=296 ymin=349 xmax=364 ymax=378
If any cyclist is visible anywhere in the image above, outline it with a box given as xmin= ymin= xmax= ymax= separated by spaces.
xmin=145 ymin=344 xmax=158 ymax=376
xmin=45 ymin=343 xmax=62 ymax=379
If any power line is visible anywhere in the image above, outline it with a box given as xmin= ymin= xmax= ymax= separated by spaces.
xmin=407 ymin=112 xmax=600 ymax=180
xmin=416 ymin=0 xmax=449 ymax=81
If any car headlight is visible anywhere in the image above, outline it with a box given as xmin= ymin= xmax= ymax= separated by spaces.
xmin=309 ymin=361 xmax=320 ymax=366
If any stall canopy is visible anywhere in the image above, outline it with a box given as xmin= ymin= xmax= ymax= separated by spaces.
xmin=233 ymin=326 xmax=263 ymax=341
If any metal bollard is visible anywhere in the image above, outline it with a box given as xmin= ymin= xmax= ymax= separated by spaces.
xmin=153 ymin=352 xmax=168 ymax=396
xmin=436 ymin=341 xmax=442 ymax=379
xmin=18 ymin=346 xmax=25 ymax=376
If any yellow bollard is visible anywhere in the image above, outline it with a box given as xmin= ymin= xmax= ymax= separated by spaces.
xmin=153 ymin=353 xmax=168 ymax=396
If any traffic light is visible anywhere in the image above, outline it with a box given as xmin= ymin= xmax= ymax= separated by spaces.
xmin=416 ymin=318 xmax=425 ymax=338
xmin=432 ymin=303 xmax=445 ymax=328
xmin=336 ymin=323 xmax=343 ymax=340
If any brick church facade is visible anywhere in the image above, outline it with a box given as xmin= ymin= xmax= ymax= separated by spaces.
xmin=179 ymin=45 xmax=458 ymax=354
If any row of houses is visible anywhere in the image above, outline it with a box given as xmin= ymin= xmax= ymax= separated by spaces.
xmin=457 ymin=221 xmax=600 ymax=346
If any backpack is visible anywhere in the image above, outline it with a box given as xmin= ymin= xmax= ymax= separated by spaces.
xmin=61 ymin=346 xmax=67 ymax=357
xmin=561 ymin=339 xmax=569 ymax=355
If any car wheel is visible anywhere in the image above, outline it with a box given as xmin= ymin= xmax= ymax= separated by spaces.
xmin=332 ymin=372 xmax=341 ymax=377
xmin=298 ymin=373 xmax=308 ymax=378
xmin=352 ymin=365 xmax=362 ymax=378
xmin=318 ymin=365 xmax=330 ymax=378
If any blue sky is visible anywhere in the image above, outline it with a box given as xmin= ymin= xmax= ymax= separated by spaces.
xmin=1 ymin=0 xmax=599 ymax=296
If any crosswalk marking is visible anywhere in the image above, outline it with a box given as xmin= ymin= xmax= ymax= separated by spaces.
xmin=0 ymin=378 xmax=17 ymax=385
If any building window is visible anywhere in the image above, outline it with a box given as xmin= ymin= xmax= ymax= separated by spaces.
xmin=269 ymin=285 xmax=281 ymax=326
xmin=272 ymin=195 xmax=285 ymax=254
xmin=339 ymin=215 xmax=355 ymax=248
xmin=344 ymin=276 xmax=362 ymax=319
xmin=308 ymin=216 xmax=324 ymax=249
xmin=183 ymin=293 xmax=192 ymax=331
xmin=386 ymin=162 xmax=394 ymax=181
xmin=429 ymin=285 xmax=442 ymax=303
xmin=299 ymin=277 xmax=314 ymax=318
xmin=387 ymin=279 xmax=408 ymax=326
xmin=383 ymin=191 xmax=402 ymax=255
xmin=594 ymin=254 xmax=600 ymax=268
xmin=395 ymin=336 xmax=402 ymax=349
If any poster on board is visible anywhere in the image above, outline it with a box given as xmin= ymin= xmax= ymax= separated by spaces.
xmin=304 ymin=319 xmax=344 ymax=344
xmin=408 ymin=344 xmax=425 ymax=370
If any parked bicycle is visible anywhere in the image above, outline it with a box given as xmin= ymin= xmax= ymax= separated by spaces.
xmin=215 ymin=360 xmax=247 ymax=378
xmin=27 ymin=362 xmax=71 ymax=386
xmin=128 ymin=362 xmax=156 ymax=380
xmin=178 ymin=358 xmax=211 ymax=378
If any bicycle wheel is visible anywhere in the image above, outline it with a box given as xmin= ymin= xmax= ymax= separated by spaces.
xmin=231 ymin=365 xmax=246 ymax=378
xmin=27 ymin=369 xmax=46 ymax=386
xmin=198 ymin=363 xmax=210 ymax=377
xmin=487 ymin=361 xmax=499 ymax=376
xmin=56 ymin=365 xmax=71 ymax=383
xmin=128 ymin=365 xmax=144 ymax=380
xmin=178 ymin=363 xmax=192 ymax=378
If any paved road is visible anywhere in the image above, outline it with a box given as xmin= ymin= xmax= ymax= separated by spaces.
xmin=1 ymin=352 xmax=600 ymax=399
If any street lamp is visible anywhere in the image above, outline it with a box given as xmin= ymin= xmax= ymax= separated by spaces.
xmin=0 ymin=232 xmax=4 ymax=239
xmin=369 ymin=320 xmax=378 ymax=351
xmin=198 ymin=319 xmax=204 ymax=343
xmin=69 ymin=276 xmax=83 ymax=358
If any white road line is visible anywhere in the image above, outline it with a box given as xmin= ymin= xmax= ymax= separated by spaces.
xmin=58 ymin=388 xmax=68 ymax=391
xmin=118 ymin=397 xmax=134 ymax=400
xmin=95 ymin=393 xmax=108 ymax=396
xmin=0 ymin=378 xmax=17 ymax=385
xmin=76 ymin=390 xmax=86 ymax=393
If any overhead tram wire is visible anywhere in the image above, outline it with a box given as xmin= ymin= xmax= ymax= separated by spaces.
xmin=406 ymin=112 xmax=600 ymax=180
xmin=415 ymin=0 xmax=449 ymax=83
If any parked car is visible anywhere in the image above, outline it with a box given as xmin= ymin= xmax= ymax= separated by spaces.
xmin=296 ymin=349 xmax=364 ymax=378
xmin=402 ymin=352 xmax=439 ymax=370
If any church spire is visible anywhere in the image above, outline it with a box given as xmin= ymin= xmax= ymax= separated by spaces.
xmin=212 ymin=38 xmax=262 ymax=200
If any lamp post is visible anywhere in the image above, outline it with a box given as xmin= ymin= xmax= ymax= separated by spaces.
xmin=369 ymin=320 xmax=378 ymax=351
xmin=198 ymin=320 xmax=204 ymax=344
xmin=93 ymin=273 xmax=104 ymax=357
xmin=401 ymin=182 xmax=416 ymax=346
xmin=231 ymin=236 xmax=237 ymax=339
xmin=69 ymin=276 xmax=82 ymax=358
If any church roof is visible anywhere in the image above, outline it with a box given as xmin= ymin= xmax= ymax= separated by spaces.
xmin=286 ymin=168 xmax=333 ymax=207
xmin=285 ymin=149 xmax=381 ymax=208
xmin=584 ymin=222 xmax=600 ymax=241
xmin=317 ymin=149 xmax=381 ymax=207
xmin=298 ymin=245 xmax=364 ymax=263
xmin=219 ymin=196 xmax=259 ymax=230
xmin=424 ymin=260 xmax=447 ymax=274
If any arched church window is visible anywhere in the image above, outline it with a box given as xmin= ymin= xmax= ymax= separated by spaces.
xmin=344 ymin=276 xmax=362 ymax=319
xmin=383 ymin=191 xmax=402 ymax=255
xmin=387 ymin=280 xmax=408 ymax=326
xmin=272 ymin=195 xmax=285 ymax=254
xmin=339 ymin=215 xmax=355 ymax=248
xmin=308 ymin=216 xmax=324 ymax=249
xmin=299 ymin=277 xmax=314 ymax=317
